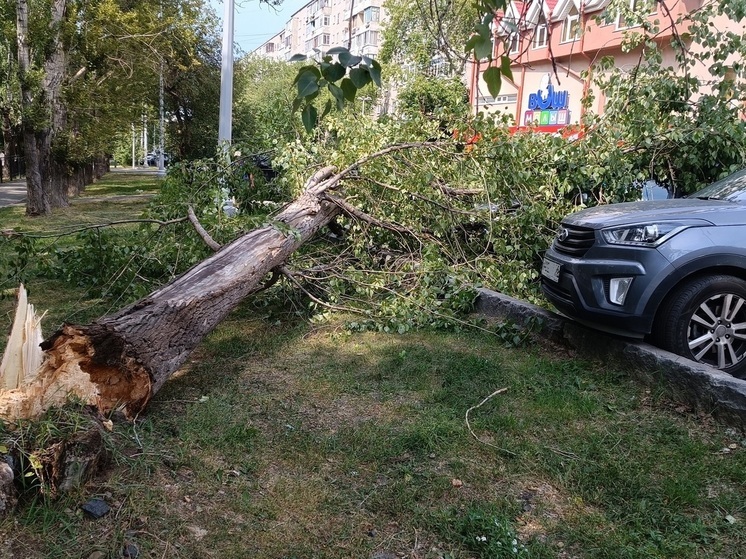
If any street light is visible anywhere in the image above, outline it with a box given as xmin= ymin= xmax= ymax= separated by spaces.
xmin=158 ymin=1 xmax=166 ymax=174
xmin=218 ymin=0 xmax=235 ymax=157
xmin=360 ymin=95 xmax=371 ymax=114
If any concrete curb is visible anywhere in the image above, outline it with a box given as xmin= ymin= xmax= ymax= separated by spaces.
xmin=475 ymin=288 xmax=746 ymax=428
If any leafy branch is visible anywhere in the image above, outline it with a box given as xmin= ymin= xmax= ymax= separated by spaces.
xmin=289 ymin=47 xmax=382 ymax=132
xmin=466 ymin=0 xmax=513 ymax=97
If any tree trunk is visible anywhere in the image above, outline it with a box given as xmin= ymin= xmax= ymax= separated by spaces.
xmin=0 ymin=167 xmax=342 ymax=420
xmin=1 ymin=108 xmax=15 ymax=183
xmin=17 ymin=0 xmax=70 ymax=215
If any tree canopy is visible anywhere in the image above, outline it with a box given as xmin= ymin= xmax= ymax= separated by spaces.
xmin=4 ymin=0 xmax=221 ymax=214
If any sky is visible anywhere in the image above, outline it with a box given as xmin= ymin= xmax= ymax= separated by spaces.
xmin=210 ymin=0 xmax=310 ymax=53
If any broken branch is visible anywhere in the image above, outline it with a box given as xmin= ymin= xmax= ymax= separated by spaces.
xmin=187 ymin=206 xmax=222 ymax=251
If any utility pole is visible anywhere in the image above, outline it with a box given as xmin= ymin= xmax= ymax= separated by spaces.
xmin=158 ymin=0 xmax=166 ymax=174
xmin=218 ymin=0 xmax=234 ymax=157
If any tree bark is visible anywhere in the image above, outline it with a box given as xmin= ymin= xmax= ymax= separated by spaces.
xmin=0 ymin=167 xmax=343 ymax=420
xmin=16 ymin=0 xmax=70 ymax=215
xmin=1 ymin=108 xmax=15 ymax=183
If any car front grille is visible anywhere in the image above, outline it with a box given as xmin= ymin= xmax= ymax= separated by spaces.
xmin=554 ymin=225 xmax=596 ymax=257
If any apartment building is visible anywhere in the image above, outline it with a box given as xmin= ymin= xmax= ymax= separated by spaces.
xmin=254 ymin=0 xmax=385 ymax=61
xmin=468 ymin=0 xmax=744 ymax=132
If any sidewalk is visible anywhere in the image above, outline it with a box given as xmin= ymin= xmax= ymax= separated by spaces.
xmin=0 ymin=169 xmax=166 ymax=208
xmin=0 ymin=179 xmax=26 ymax=207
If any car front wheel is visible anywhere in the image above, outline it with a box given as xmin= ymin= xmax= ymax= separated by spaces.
xmin=655 ymin=275 xmax=746 ymax=378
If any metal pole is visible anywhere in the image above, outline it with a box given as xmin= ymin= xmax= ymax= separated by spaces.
xmin=142 ymin=115 xmax=148 ymax=166
xmin=218 ymin=0 xmax=234 ymax=157
xmin=131 ymin=124 xmax=136 ymax=169
xmin=158 ymin=1 xmax=166 ymax=174
xmin=158 ymin=65 xmax=165 ymax=173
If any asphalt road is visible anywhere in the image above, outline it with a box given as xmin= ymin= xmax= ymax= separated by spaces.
xmin=0 ymin=179 xmax=26 ymax=207
xmin=0 ymin=168 xmax=167 ymax=209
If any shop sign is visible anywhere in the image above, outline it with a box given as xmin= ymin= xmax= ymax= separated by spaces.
xmin=523 ymin=84 xmax=570 ymax=128
xmin=527 ymin=84 xmax=569 ymax=111
xmin=523 ymin=109 xmax=570 ymax=127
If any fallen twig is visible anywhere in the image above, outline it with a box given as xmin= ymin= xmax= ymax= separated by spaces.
xmin=465 ymin=387 xmax=516 ymax=456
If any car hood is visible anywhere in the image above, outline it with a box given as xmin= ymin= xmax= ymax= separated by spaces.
xmin=563 ymin=199 xmax=746 ymax=229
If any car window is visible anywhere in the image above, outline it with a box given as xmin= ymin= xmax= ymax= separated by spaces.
xmin=689 ymin=168 xmax=746 ymax=202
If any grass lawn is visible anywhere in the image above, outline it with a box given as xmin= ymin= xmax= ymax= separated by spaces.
xmin=1 ymin=172 xmax=745 ymax=558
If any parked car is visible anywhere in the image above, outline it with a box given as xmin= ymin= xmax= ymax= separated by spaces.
xmin=143 ymin=151 xmax=170 ymax=166
xmin=541 ymin=168 xmax=746 ymax=378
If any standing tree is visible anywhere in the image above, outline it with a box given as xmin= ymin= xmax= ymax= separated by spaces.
xmin=14 ymin=0 xmax=218 ymax=215
xmin=379 ymin=0 xmax=480 ymax=77
xmin=0 ymin=0 xmax=20 ymax=183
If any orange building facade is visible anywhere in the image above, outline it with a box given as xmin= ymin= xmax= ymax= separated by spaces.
xmin=467 ymin=0 xmax=740 ymax=131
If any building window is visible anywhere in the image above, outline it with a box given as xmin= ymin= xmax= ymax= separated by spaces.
xmin=508 ymin=32 xmax=520 ymax=54
xmin=561 ymin=6 xmax=581 ymax=43
xmin=478 ymin=93 xmax=518 ymax=105
xmin=618 ymin=0 xmax=656 ymax=29
xmin=599 ymin=8 xmax=616 ymax=26
xmin=322 ymin=33 xmax=330 ymax=45
xmin=364 ymin=7 xmax=380 ymax=23
xmin=428 ymin=57 xmax=448 ymax=77
xmin=532 ymin=16 xmax=548 ymax=49
xmin=322 ymin=15 xmax=330 ymax=27
xmin=265 ymin=43 xmax=275 ymax=53
xmin=355 ymin=30 xmax=379 ymax=48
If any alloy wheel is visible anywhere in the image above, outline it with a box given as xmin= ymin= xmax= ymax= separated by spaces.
xmin=687 ymin=293 xmax=746 ymax=369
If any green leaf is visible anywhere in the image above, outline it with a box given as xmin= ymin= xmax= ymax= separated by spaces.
xmin=500 ymin=55 xmax=514 ymax=82
xmin=474 ymin=36 xmax=494 ymax=60
xmin=327 ymin=46 xmax=349 ymax=55
xmin=292 ymin=97 xmax=304 ymax=113
xmin=0 ymin=444 xmax=7 ymax=454
xmin=483 ymin=66 xmax=502 ymax=97
xmin=465 ymin=34 xmax=480 ymax=53
xmin=288 ymin=53 xmax=307 ymax=62
xmin=292 ymin=65 xmax=321 ymax=85
xmin=475 ymin=22 xmax=491 ymax=40
xmin=349 ymin=67 xmax=372 ymax=89
xmin=369 ymin=59 xmax=382 ymax=87
xmin=340 ymin=78 xmax=357 ymax=102
xmin=301 ymin=104 xmax=318 ymax=133
xmin=328 ymin=83 xmax=346 ymax=110
xmin=320 ymin=99 xmax=332 ymax=120
xmin=296 ymin=70 xmax=320 ymax=98
xmin=321 ymin=62 xmax=346 ymax=82
xmin=339 ymin=51 xmax=363 ymax=67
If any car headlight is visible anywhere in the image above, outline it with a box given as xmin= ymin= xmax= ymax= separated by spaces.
xmin=601 ymin=222 xmax=692 ymax=247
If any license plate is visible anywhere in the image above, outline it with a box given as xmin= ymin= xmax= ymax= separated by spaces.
xmin=541 ymin=257 xmax=561 ymax=282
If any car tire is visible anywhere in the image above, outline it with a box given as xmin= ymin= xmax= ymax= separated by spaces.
xmin=655 ymin=275 xmax=746 ymax=378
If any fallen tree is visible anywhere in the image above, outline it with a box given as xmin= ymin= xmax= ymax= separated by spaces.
xmin=0 ymin=164 xmax=344 ymax=420
xmin=2 ymin=142 xmax=451 ymax=419
xmin=0 ymin=125 xmax=574 ymax=507
xmin=0 ymin=171 xmax=342 ymax=504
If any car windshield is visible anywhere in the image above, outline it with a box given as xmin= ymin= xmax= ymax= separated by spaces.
xmin=689 ymin=168 xmax=746 ymax=202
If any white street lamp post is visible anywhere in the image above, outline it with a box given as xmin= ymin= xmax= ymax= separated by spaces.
xmin=218 ymin=0 xmax=234 ymax=157
xmin=158 ymin=65 xmax=165 ymax=174
xmin=158 ymin=1 xmax=166 ymax=174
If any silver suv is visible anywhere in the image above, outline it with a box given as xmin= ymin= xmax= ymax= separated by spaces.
xmin=541 ymin=168 xmax=746 ymax=378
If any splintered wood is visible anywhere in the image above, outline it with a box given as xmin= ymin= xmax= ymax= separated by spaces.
xmin=0 ymin=286 xmax=98 ymax=420
xmin=0 ymin=284 xmax=43 ymax=390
